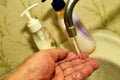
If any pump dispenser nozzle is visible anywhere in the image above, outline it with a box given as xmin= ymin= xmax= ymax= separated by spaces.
xmin=21 ymin=3 xmax=42 ymax=33
xmin=22 ymin=11 xmax=33 ymax=22
xmin=21 ymin=3 xmax=38 ymax=21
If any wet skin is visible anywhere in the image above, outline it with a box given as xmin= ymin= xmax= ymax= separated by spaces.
xmin=4 ymin=49 xmax=99 ymax=80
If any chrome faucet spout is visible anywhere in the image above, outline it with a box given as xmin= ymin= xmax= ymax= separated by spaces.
xmin=64 ymin=0 xmax=96 ymax=54
xmin=64 ymin=0 xmax=82 ymax=58
xmin=64 ymin=0 xmax=79 ymax=37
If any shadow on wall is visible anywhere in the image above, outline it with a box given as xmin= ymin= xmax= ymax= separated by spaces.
xmin=89 ymin=3 xmax=120 ymax=30
xmin=21 ymin=24 xmax=39 ymax=52
xmin=107 ymin=5 xmax=120 ymax=24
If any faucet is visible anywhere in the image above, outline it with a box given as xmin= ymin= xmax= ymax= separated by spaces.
xmin=64 ymin=0 xmax=78 ymax=37
xmin=41 ymin=0 xmax=96 ymax=56
xmin=64 ymin=0 xmax=96 ymax=57
xmin=64 ymin=0 xmax=82 ymax=58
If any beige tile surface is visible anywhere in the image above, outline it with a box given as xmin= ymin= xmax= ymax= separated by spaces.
xmin=0 ymin=0 xmax=120 ymax=78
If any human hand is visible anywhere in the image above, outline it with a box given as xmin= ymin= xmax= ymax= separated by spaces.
xmin=53 ymin=51 xmax=99 ymax=80
xmin=4 ymin=48 xmax=99 ymax=80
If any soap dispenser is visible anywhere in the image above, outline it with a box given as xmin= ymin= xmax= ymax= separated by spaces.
xmin=21 ymin=3 xmax=58 ymax=50
xmin=51 ymin=0 xmax=96 ymax=53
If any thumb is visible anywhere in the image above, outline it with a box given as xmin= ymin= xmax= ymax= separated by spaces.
xmin=44 ymin=48 xmax=69 ymax=61
xmin=53 ymin=66 xmax=64 ymax=80
xmin=38 ymin=48 xmax=68 ymax=61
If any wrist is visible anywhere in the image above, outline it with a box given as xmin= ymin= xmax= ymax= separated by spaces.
xmin=4 ymin=65 xmax=29 ymax=80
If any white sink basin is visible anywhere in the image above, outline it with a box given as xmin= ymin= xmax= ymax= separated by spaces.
xmin=87 ymin=30 xmax=120 ymax=80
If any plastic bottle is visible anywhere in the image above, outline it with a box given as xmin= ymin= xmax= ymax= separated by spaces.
xmin=51 ymin=0 xmax=96 ymax=53
xmin=51 ymin=0 xmax=75 ymax=51
xmin=21 ymin=3 xmax=57 ymax=50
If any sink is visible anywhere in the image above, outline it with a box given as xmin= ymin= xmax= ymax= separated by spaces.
xmin=86 ymin=58 xmax=120 ymax=80
xmin=86 ymin=30 xmax=120 ymax=80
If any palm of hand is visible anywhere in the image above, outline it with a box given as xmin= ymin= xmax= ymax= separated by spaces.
xmin=52 ymin=52 xmax=99 ymax=80
xmin=26 ymin=51 xmax=98 ymax=80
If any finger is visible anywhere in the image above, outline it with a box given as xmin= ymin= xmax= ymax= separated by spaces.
xmin=53 ymin=66 xmax=64 ymax=80
xmin=65 ymin=75 xmax=75 ymax=80
xmin=65 ymin=65 xmax=93 ymax=80
xmin=81 ymin=52 xmax=89 ymax=58
xmin=59 ymin=62 xmax=71 ymax=71
xmin=63 ymin=61 xmax=94 ymax=77
xmin=59 ymin=59 xmax=83 ymax=71
xmin=85 ymin=58 xmax=99 ymax=70
xmin=43 ymin=48 xmax=69 ymax=61
xmin=58 ymin=52 xmax=79 ymax=64
xmin=70 ymin=59 xmax=84 ymax=67
xmin=63 ymin=64 xmax=85 ymax=77
xmin=80 ymin=65 xmax=93 ymax=78
xmin=65 ymin=72 xmax=82 ymax=80
xmin=63 ymin=60 xmax=99 ymax=78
